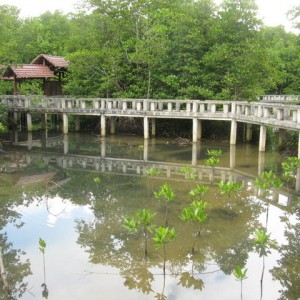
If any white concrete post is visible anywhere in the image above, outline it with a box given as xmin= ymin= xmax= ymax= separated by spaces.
xmin=259 ymin=125 xmax=267 ymax=152
xmin=230 ymin=145 xmax=236 ymax=169
xmin=41 ymin=113 xmax=47 ymax=129
xmin=230 ymin=119 xmax=237 ymax=145
xmin=144 ymin=116 xmax=149 ymax=139
xmin=27 ymin=113 xmax=32 ymax=132
xmin=192 ymin=118 xmax=198 ymax=142
xmin=63 ymin=134 xmax=69 ymax=154
xmin=246 ymin=123 xmax=253 ymax=142
xmin=151 ymin=118 xmax=156 ymax=137
xmin=110 ymin=117 xmax=116 ymax=135
xmin=197 ymin=120 xmax=202 ymax=140
xmin=62 ymin=113 xmax=68 ymax=134
xmin=143 ymin=139 xmax=149 ymax=161
xmin=100 ymin=114 xmax=106 ymax=137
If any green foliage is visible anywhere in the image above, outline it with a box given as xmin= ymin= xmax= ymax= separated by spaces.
xmin=205 ymin=156 xmax=220 ymax=168
xmin=154 ymin=183 xmax=175 ymax=202
xmin=146 ymin=167 xmax=160 ymax=176
xmin=180 ymin=166 xmax=196 ymax=180
xmin=39 ymin=238 xmax=46 ymax=254
xmin=153 ymin=226 xmax=176 ymax=250
xmin=189 ymin=184 xmax=209 ymax=201
xmin=218 ymin=181 xmax=243 ymax=202
xmin=233 ymin=266 xmax=248 ymax=281
xmin=254 ymin=170 xmax=283 ymax=192
xmin=281 ymin=157 xmax=300 ymax=183
xmin=94 ymin=177 xmax=102 ymax=184
xmin=180 ymin=200 xmax=208 ymax=225
xmin=254 ymin=229 xmax=276 ymax=256
xmin=207 ymin=149 xmax=223 ymax=157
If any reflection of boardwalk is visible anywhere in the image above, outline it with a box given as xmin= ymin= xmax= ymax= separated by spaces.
xmin=1 ymin=96 xmax=300 ymax=153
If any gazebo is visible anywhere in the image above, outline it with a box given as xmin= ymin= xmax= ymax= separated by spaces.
xmin=1 ymin=54 xmax=69 ymax=96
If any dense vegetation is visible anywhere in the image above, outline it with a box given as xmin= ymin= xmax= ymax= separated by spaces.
xmin=1 ymin=0 xmax=300 ymax=100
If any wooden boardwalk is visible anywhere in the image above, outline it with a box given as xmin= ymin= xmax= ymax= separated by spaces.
xmin=1 ymin=95 xmax=300 ymax=155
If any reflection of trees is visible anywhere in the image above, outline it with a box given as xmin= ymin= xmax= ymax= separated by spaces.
xmin=0 ymin=233 xmax=31 ymax=299
xmin=271 ymin=212 xmax=300 ymax=299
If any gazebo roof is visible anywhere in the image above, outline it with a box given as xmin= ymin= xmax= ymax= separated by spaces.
xmin=2 ymin=65 xmax=55 ymax=79
xmin=31 ymin=54 xmax=69 ymax=69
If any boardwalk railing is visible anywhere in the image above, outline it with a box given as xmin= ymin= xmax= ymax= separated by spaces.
xmin=1 ymin=95 xmax=300 ymax=128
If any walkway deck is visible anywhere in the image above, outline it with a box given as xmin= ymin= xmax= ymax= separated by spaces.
xmin=1 ymin=95 xmax=300 ymax=155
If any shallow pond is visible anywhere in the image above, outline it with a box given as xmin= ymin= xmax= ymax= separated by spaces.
xmin=0 ymin=132 xmax=299 ymax=300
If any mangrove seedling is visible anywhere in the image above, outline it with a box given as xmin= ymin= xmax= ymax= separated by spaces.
xmin=233 ymin=266 xmax=248 ymax=300
xmin=281 ymin=156 xmax=300 ymax=186
xmin=218 ymin=181 xmax=243 ymax=210
xmin=254 ymin=229 xmax=276 ymax=257
xmin=180 ymin=200 xmax=208 ymax=252
xmin=39 ymin=238 xmax=47 ymax=286
xmin=146 ymin=167 xmax=160 ymax=194
xmin=206 ymin=149 xmax=223 ymax=157
xmin=189 ymin=184 xmax=209 ymax=201
xmin=154 ymin=183 xmax=175 ymax=226
xmin=180 ymin=166 xmax=197 ymax=181
xmin=124 ymin=209 xmax=156 ymax=256
xmin=254 ymin=171 xmax=283 ymax=195
xmin=153 ymin=226 xmax=176 ymax=272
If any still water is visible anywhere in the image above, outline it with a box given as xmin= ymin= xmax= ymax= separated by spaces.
xmin=0 ymin=132 xmax=299 ymax=300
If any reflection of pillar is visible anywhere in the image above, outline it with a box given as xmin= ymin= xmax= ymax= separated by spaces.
xmin=110 ymin=117 xmax=116 ymax=135
xmin=259 ymin=125 xmax=267 ymax=152
xmin=27 ymin=113 xmax=32 ymax=132
xmin=41 ymin=113 xmax=47 ymax=130
xmin=63 ymin=134 xmax=69 ymax=154
xmin=278 ymin=129 xmax=285 ymax=147
xmin=298 ymin=132 xmax=300 ymax=159
xmin=151 ymin=119 xmax=156 ymax=137
xmin=192 ymin=118 xmax=198 ymax=142
xmin=144 ymin=116 xmax=149 ymax=139
xmin=13 ymin=130 xmax=18 ymax=143
xmin=101 ymin=139 xmax=106 ymax=158
xmin=100 ymin=115 xmax=106 ymax=137
xmin=75 ymin=116 xmax=80 ymax=132
xmin=192 ymin=142 xmax=198 ymax=166
xmin=258 ymin=151 xmax=265 ymax=175
xmin=13 ymin=112 xmax=18 ymax=128
xmin=41 ymin=130 xmax=47 ymax=147
xmin=230 ymin=119 xmax=237 ymax=145
xmin=143 ymin=139 xmax=149 ymax=161
xmin=246 ymin=123 xmax=252 ymax=142
xmin=296 ymin=167 xmax=300 ymax=193
xmin=27 ymin=132 xmax=33 ymax=150
xmin=63 ymin=113 xmax=68 ymax=134
xmin=230 ymin=145 xmax=236 ymax=169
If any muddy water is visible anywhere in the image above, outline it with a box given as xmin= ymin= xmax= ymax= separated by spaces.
xmin=0 ymin=132 xmax=299 ymax=300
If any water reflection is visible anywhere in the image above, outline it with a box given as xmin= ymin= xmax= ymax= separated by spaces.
xmin=0 ymin=132 xmax=300 ymax=299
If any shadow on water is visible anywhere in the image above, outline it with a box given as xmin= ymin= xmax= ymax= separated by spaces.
xmin=0 ymin=131 xmax=299 ymax=299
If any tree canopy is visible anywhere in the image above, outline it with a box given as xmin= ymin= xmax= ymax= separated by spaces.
xmin=1 ymin=0 xmax=300 ymax=100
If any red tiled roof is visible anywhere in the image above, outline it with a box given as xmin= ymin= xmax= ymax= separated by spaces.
xmin=2 ymin=65 xmax=55 ymax=79
xmin=31 ymin=54 xmax=69 ymax=68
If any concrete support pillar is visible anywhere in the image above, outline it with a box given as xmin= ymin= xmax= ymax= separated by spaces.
xmin=259 ymin=125 xmax=267 ymax=152
xmin=62 ymin=113 xmax=68 ymax=134
xmin=110 ymin=117 xmax=116 ymax=135
xmin=197 ymin=120 xmax=202 ymax=140
xmin=144 ymin=116 xmax=149 ymax=139
xmin=75 ymin=116 xmax=80 ymax=132
xmin=151 ymin=118 xmax=156 ymax=137
xmin=13 ymin=112 xmax=19 ymax=128
xmin=278 ymin=129 xmax=285 ymax=147
xmin=298 ymin=132 xmax=300 ymax=159
xmin=192 ymin=118 xmax=198 ymax=142
xmin=27 ymin=113 xmax=32 ymax=132
xmin=41 ymin=113 xmax=47 ymax=130
xmin=100 ymin=115 xmax=106 ymax=137
xmin=246 ymin=123 xmax=253 ymax=142
xmin=230 ymin=119 xmax=237 ymax=145
xmin=230 ymin=145 xmax=236 ymax=169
